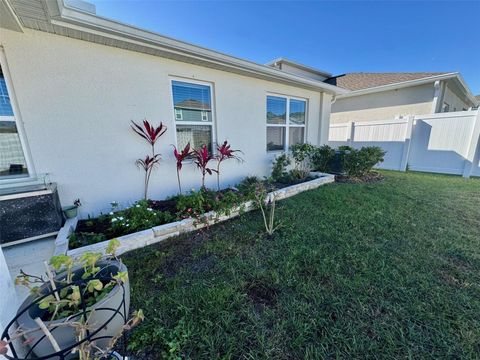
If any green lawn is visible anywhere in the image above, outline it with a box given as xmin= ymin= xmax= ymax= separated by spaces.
xmin=122 ymin=171 xmax=480 ymax=359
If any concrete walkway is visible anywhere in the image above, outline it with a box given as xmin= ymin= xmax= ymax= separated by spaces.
xmin=3 ymin=236 xmax=56 ymax=301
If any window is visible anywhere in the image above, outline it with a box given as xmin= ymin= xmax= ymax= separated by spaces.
xmin=0 ymin=66 xmax=29 ymax=179
xmin=266 ymin=95 xmax=306 ymax=152
xmin=172 ymin=80 xmax=214 ymax=152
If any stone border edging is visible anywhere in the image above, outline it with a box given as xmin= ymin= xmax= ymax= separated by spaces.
xmin=57 ymin=173 xmax=334 ymax=258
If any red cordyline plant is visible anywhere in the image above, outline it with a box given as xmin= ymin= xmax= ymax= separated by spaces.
xmin=173 ymin=142 xmax=193 ymax=194
xmin=136 ymin=154 xmax=161 ymax=200
xmin=216 ymin=140 xmax=243 ymax=190
xmin=131 ymin=119 xmax=167 ymax=199
xmin=131 ymin=119 xmax=167 ymax=155
xmin=193 ymin=145 xmax=217 ymax=189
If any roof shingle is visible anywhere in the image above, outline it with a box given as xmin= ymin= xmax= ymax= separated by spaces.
xmin=324 ymin=72 xmax=449 ymax=91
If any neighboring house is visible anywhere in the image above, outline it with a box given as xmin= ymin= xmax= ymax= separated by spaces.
xmin=324 ymin=72 xmax=479 ymax=123
xmin=0 ymin=0 xmax=345 ymax=219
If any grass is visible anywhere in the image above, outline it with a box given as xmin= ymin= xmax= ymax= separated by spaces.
xmin=121 ymin=171 xmax=480 ymax=359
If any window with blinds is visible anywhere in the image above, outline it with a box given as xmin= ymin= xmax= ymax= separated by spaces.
xmin=172 ymin=80 xmax=214 ymax=152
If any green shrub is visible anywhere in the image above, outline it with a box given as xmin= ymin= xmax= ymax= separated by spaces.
xmin=290 ymin=143 xmax=316 ymax=179
xmin=311 ymin=145 xmax=335 ymax=172
xmin=342 ymin=146 xmax=386 ymax=177
xmin=270 ymin=154 xmax=290 ymax=182
xmin=237 ymin=176 xmax=262 ymax=200
xmin=176 ymin=187 xmax=242 ymax=219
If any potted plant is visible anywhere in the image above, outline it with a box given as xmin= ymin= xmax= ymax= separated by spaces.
xmin=63 ymin=198 xmax=81 ymax=219
xmin=11 ymin=239 xmax=132 ymax=358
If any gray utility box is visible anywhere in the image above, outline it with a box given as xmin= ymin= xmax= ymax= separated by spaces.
xmin=0 ymin=183 xmax=63 ymax=246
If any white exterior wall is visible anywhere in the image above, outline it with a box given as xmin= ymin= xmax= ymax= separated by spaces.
xmin=0 ymin=28 xmax=328 ymax=216
xmin=330 ymin=84 xmax=435 ymax=123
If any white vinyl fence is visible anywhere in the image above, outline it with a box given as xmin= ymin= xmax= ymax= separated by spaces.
xmin=329 ymin=110 xmax=480 ymax=178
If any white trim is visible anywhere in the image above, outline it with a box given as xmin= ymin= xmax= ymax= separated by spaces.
xmin=266 ymin=93 xmax=307 ymax=152
xmin=0 ymin=47 xmax=36 ymax=181
xmin=0 ymin=232 xmax=58 ymax=248
xmin=169 ymin=77 xmax=216 ymax=153
xmin=266 ymin=57 xmax=332 ymax=78
xmin=0 ymin=188 xmax=53 ymax=201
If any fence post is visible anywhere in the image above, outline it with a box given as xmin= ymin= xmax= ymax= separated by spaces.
xmin=347 ymin=121 xmax=355 ymax=147
xmin=399 ymin=116 xmax=414 ymax=172
xmin=462 ymin=110 xmax=480 ymax=178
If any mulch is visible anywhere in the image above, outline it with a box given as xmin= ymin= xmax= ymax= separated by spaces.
xmin=335 ymin=171 xmax=385 ymax=184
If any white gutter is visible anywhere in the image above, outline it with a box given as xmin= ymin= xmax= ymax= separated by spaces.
xmin=337 ymin=72 xmax=478 ymax=106
xmin=44 ymin=0 xmax=346 ymax=95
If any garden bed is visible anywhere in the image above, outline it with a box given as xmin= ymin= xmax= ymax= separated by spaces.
xmin=55 ymin=172 xmax=334 ymax=258
xmin=335 ymin=171 xmax=385 ymax=184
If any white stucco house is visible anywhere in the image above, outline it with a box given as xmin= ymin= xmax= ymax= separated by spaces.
xmin=323 ymin=72 xmax=478 ymax=123
xmin=0 ymin=0 xmax=349 ymax=340
xmin=0 ymin=0 xmax=347 ymax=218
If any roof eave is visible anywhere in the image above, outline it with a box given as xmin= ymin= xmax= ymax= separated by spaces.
xmin=336 ymin=73 xmax=460 ymax=98
xmin=266 ymin=57 xmax=333 ymax=78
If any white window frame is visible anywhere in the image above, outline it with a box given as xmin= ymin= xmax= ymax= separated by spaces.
xmin=266 ymin=93 xmax=307 ymax=153
xmin=170 ymin=77 xmax=217 ymax=154
xmin=0 ymin=48 xmax=36 ymax=183
xmin=174 ymin=108 xmax=183 ymax=120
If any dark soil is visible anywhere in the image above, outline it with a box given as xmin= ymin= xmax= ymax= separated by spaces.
xmin=245 ymin=280 xmax=278 ymax=307
xmin=335 ymin=171 xmax=385 ymax=184
xmin=148 ymin=199 xmax=178 ymax=215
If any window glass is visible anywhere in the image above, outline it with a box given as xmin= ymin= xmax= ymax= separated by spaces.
xmin=289 ymin=99 xmax=306 ymax=125
xmin=266 ymin=95 xmax=307 ymax=152
xmin=0 ymin=76 xmax=13 ymax=116
xmin=266 ymin=127 xmax=285 ymax=151
xmin=176 ymin=125 xmax=212 ymax=152
xmin=289 ymin=127 xmax=305 ymax=147
xmin=172 ymin=81 xmax=212 ymax=122
xmin=267 ymin=96 xmax=286 ymax=124
xmin=0 ymin=69 xmax=28 ymax=178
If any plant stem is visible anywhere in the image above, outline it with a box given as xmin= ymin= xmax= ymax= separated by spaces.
xmin=177 ymin=169 xmax=182 ymax=194
xmin=44 ymin=261 xmax=60 ymax=302
xmin=34 ymin=317 xmax=61 ymax=352
xmin=217 ymin=161 xmax=221 ymax=191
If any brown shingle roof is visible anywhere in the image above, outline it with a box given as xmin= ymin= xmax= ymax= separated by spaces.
xmin=324 ymin=72 xmax=450 ymax=91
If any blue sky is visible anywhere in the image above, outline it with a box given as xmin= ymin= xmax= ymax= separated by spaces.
xmin=90 ymin=0 xmax=480 ymax=94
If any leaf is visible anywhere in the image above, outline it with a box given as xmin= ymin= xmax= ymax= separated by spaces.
xmin=49 ymin=254 xmax=73 ymax=271
xmin=87 ymin=279 xmax=103 ymax=292
xmin=114 ymin=271 xmax=129 ymax=284
xmin=106 ymin=238 xmax=121 ymax=256
xmin=38 ymin=295 xmax=55 ymax=309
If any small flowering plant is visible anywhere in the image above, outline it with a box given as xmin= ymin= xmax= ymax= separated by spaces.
xmin=108 ymin=200 xmax=174 ymax=234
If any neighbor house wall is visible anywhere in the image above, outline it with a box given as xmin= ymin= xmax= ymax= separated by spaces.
xmin=330 ymin=84 xmax=435 ymax=123
xmin=442 ymin=83 xmax=472 ymax=112
xmin=0 ymin=28 xmax=327 ymax=216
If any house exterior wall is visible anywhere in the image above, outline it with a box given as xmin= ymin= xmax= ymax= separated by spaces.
xmin=442 ymin=83 xmax=471 ymax=112
xmin=330 ymin=84 xmax=435 ymax=123
xmin=0 ymin=28 xmax=328 ymax=216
